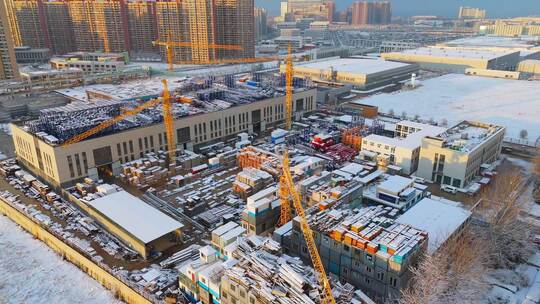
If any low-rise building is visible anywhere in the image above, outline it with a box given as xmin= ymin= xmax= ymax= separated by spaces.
xmin=75 ymin=186 xmax=183 ymax=259
xmin=416 ymin=120 xmax=505 ymax=188
xmin=14 ymin=46 xmax=52 ymax=64
xmin=382 ymin=47 xmax=521 ymax=72
xmin=359 ymin=121 xmax=446 ymax=174
xmin=362 ymin=174 xmax=428 ymax=211
xmin=283 ymin=57 xmax=419 ymax=89
xmin=396 ymin=197 xmax=472 ymax=253
xmin=51 ymin=57 xmax=126 ymax=74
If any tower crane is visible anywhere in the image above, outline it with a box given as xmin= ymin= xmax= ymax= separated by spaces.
xmin=278 ymin=44 xmax=337 ymax=304
xmin=152 ymin=34 xmax=244 ymax=71
xmin=61 ymin=80 xmax=178 ymax=164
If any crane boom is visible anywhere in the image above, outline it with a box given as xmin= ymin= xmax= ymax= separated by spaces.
xmin=282 ymin=150 xmax=336 ymax=304
xmin=152 ymin=41 xmax=243 ymax=50
xmin=161 ymin=79 xmax=176 ymax=164
xmin=60 ymin=97 xmax=162 ymax=147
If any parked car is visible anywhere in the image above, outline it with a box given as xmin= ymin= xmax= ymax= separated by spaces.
xmin=411 ymin=176 xmax=426 ymax=184
xmin=440 ymin=184 xmax=458 ymax=194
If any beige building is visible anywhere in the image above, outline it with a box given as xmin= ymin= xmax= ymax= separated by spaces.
xmin=458 ymin=6 xmax=486 ymax=19
xmin=416 ymin=121 xmax=505 ymax=188
xmin=11 ymin=89 xmax=316 ymax=187
xmin=50 ymin=57 xmax=126 ymax=74
xmin=283 ymin=57 xmax=419 ymax=89
xmin=382 ymin=47 xmax=521 ymax=73
xmin=0 ymin=2 xmax=19 ymax=80
xmin=480 ymin=18 xmax=540 ymax=37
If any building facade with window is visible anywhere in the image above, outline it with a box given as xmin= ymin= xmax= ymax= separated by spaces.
xmin=416 ymin=121 xmax=505 ymax=188
xmin=11 ymin=88 xmax=317 ymax=188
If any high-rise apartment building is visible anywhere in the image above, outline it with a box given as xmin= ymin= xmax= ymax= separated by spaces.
xmin=351 ymin=1 xmax=369 ymax=25
xmin=5 ymin=0 xmax=255 ymax=62
xmin=0 ymin=2 xmax=20 ymax=80
xmin=127 ymin=1 xmax=158 ymax=54
xmin=254 ymin=7 xmax=268 ymax=41
xmin=156 ymin=0 xmax=254 ymax=64
xmin=458 ymin=6 xmax=486 ymax=19
xmin=5 ymin=0 xmax=75 ymax=54
xmin=67 ymin=0 xmax=129 ymax=53
xmin=214 ymin=0 xmax=254 ymax=60
xmin=326 ymin=0 xmax=335 ymax=23
xmin=350 ymin=1 xmax=391 ymax=25
xmin=44 ymin=1 xmax=76 ymax=54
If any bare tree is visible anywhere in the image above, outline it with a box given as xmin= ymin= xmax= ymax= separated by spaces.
xmin=413 ymin=114 xmax=420 ymax=121
xmin=388 ymin=109 xmax=395 ymax=117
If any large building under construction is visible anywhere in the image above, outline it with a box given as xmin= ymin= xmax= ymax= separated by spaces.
xmin=11 ymin=76 xmax=316 ymax=187
xmin=5 ymin=0 xmax=255 ymax=61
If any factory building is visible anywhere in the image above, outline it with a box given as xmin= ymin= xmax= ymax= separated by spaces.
xmin=437 ymin=36 xmax=540 ymax=61
xmin=73 ymin=184 xmax=184 ymax=259
xmin=382 ymin=47 xmax=521 ymax=73
xmin=362 ymin=174 xmax=429 ymax=212
xmin=282 ymin=57 xmax=419 ymax=89
xmin=479 ymin=18 xmax=540 ymax=37
xmin=11 ymin=79 xmax=317 ymax=187
xmin=0 ymin=3 xmax=19 ymax=80
xmin=416 ymin=121 xmax=505 ymax=188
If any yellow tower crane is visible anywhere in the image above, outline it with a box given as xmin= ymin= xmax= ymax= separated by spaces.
xmin=152 ymin=34 xmax=245 ymax=71
xmin=278 ymin=44 xmax=336 ymax=304
xmin=61 ymin=80 xmax=177 ymax=164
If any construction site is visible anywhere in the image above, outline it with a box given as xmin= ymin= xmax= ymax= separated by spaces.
xmin=2 ymin=35 xmax=523 ymax=304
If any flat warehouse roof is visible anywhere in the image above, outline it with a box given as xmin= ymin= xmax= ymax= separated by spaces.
xmin=393 ymin=47 xmax=517 ymax=60
xmin=87 ymin=191 xmax=183 ymax=244
xmin=441 ymin=36 xmax=540 ymax=50
xmin=397 ymin=197 xmax=471 ymax=253
xmin=295 ymin=58 xmax=413 ymax=75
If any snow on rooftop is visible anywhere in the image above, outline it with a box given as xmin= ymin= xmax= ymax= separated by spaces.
xmin=440 ymin=121 xmax=503 ymax=153
xmin=355 ymin=74 xmax=540 ymax=140
xmin=397 ymin=197 xmax=471 ymax=253
xmin=295 ymin=57 xmax=412 ymax=75
xmin=86 ymin=191 xmax=183 ymax=244
xmin=441 ymin=35 xmax=540 ymax=50
xmin=377 ymin=175 xmax=413 ymax=195
xmin=363 ymin=121 xmax=446 ymax=149
xmin=397 ymin=46 xmax=517 ymax=60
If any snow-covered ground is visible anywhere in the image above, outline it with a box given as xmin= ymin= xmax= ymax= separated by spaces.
xmin=0 ymin=216 xmax=122 ymax=304
xmin=355 ymin=74 xmax=540 ymax=141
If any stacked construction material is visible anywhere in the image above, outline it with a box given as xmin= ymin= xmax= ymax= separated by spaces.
xmin=119 ymin=151 xmax=181 ymax=188
xmin=232 ymin=167 xmax=274 ymax=199
xmin=236 ymin=146 xmax=280 ymax=176
xmin=300 ymin=204 xmax=426 ymax=272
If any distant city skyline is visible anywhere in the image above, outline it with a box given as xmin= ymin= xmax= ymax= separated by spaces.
xmin=256 ymin=0 xmax=539 ymax=18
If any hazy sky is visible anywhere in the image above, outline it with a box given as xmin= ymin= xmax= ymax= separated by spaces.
xmin=255 ymin=0 xmax=539 ymax=18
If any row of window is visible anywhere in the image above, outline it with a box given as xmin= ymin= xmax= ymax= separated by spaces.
xmin=66 ymin=152 xmax=88 ymax=178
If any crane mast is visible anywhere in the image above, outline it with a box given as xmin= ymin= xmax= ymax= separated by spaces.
xmin=161 ymin=79 xmax=176 ymax=164
xmin=278 ymin=44 xmax=336 ymax=304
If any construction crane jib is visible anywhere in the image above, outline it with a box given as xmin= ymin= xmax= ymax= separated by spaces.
xmin=61 ymin=80 xmax=177 ymax=164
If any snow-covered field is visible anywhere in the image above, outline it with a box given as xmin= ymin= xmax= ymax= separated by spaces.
xmin=0 ymin=216 xmax=122 ymax=304
xmin=355 ymin=74 xmax=540 ymax=141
